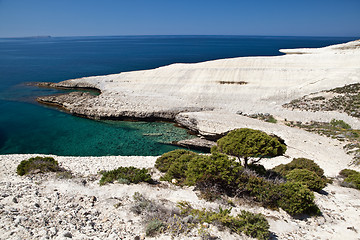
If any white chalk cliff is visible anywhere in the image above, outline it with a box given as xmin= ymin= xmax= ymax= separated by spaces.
xmin=40 ymin=39 xmax=360 ymax=127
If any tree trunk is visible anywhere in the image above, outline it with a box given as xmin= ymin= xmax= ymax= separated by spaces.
xmin=244 ymin=157 xmax=248 ymax=168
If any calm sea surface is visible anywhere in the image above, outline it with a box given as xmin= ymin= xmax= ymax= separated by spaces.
xmin=0 ymin=36 xmax=357 ymax=156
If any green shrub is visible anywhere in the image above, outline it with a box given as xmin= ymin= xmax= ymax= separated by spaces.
xmin=273 ymin=158 xmax=324 ymax=177
xmin=155 ymin=149 xmax=196 ymax=172
xmin=217 ymin=128 xmax=286 ymax=167
xmin=330 ymin=119 xmax=351 ymax=129
xmin=277 ymin=182 xmax=320 ymax=216
xmin=210 ymin=145 xmax=219 ymax=154
xmin=339 ymin=169 xmax=358 ymax=178
xmin=160 ymin=153 xmax=195 ymax=184
xmin=177 ymin=202 xmax=270 ymax=240
xmin=17 ymin=156 xmax=64 ymax=176
xmin=344 ymin=173 xmax=360 ymax=189
xmin=156 ymin=150 xmax=320 ymax=216
xmin=286 ymin=169 xmax=326 ymax=192
xmin=266 ymin=115 xmax=277 ymax=123
xmin=185 ymin=152 xmax=243 ymax=187
xmin=234 ymin=210 xmax=270 ymax=240
xmin=243 ymin=175 xmax=281 ymax=209
xmin=339 ymin=169 xmax=360 ymax=190
xmin=99 ymin=166 xmax=152 ymax=185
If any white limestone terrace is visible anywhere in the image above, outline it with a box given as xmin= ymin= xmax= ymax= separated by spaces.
xmin=41 ymin=39 xmax=360 ymax=128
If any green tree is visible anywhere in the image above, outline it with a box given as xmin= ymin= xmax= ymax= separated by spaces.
xmin=217 ymin=128 xmax=286 ymax=168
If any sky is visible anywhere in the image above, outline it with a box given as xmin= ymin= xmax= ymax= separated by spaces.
xmin=0 ymin=0 xmax=360 ymax=38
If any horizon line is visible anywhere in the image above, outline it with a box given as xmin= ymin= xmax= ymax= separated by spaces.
xmin=1 ymin=34 xmax=359 ymax=39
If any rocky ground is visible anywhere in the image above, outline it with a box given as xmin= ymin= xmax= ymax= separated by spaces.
xmin=1 ymin=154 xmax=360 ymax=240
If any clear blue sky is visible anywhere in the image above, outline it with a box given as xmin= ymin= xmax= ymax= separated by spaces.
xmin=0 ymin=0 xmax=359 ymax=38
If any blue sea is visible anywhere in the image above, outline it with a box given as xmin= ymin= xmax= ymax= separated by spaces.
xmin=0 ymin=35 xmax=357 ymax=156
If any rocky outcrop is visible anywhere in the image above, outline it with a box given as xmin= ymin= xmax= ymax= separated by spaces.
xmin=173 ymin=138 xmax=216 ymax=152
xmin=37 ymin=92 xmax=96 ymax=114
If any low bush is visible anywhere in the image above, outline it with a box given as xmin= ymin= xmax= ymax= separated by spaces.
xmin=155 ymin=149 xmax=196 ymax=172
xmin=131 ymin=192 xmax=165 ymax=215
xmin=330 ymin=119 xmax=351 ymax=130
xmin=186 ymin=153 xmax=243 ymax=198
xmin=277 ymin=182 xmax=320 ymax=216
xmin=273 ymin=158 xmax=324 ymax=177
xmin=185 ymin=152 xmax=242 ymax=186
xmin=242 ymin=174 xmax=281 ymax=209
xmin=339 ymin=169 xmax=359 ymax=178
xmin=160 ymin=153 xmax=195 ymax=184
xmin=240 ymin=170 xmax=320 ymax=216
xmin=17 ymin=156 xmax=64 ymax=176
xmin=178 ymin=202 xmax=270 ymax=240
xmin=266 ymin=115 xmax=277 ymax=123
xmin=339 ymin=169 xmax=360 ymax=190
xmin=344 ymin=174 xmax=360 ymax=190
xmin=131 ymin=193 xmax=192 ymax=237
xmin=146 ymin=219 xmax=164 ymax=236
xmin=99 ymin=166 xmax=152 ymax=185
xmin=235 ymin=210 xmax=271 ymax=240
xmin=286 ymin=169 xmax=326 ymax=192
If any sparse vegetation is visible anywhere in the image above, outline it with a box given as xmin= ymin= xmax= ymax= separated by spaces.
xmin=131 ymin=192 xmax=270 ymax=239
xmin=240 ymin=113 xmax=278 ymax=123
xmin=99 ymin=166 xmax=152 ymax=185
xmin=284 ymin=119 xmax=359 ymax=142
xmin=217 ymin=128 xmax=286 ymax=167
xmin=283 ymin=120 xmax=360 ymax=164
xmin=17 ymin=156 xmax=65 ymax=176
xmin=178 ymin=201 xmax=270 ymax=240
xmin=283 ymin=83 xmax=360 ymax=118
xmin=146 ymin=219 xmax=165 ymax=236
xmin=131 ymin=192 xmax=194 ymax=237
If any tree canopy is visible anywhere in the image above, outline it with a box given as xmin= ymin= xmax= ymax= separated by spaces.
xmin=217 ymin=128 xmax=286 ymax=167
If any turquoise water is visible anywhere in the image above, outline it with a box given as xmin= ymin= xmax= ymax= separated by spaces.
xmin=0 ymin=99 xmax=194 ymax=156
xmin=0 ymin=36 xmax=357 ymax=156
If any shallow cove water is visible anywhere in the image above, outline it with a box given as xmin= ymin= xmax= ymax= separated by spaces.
xmin=0 ymin=36 xmax=357 ymax=156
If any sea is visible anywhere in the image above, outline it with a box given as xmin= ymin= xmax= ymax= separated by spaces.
xmin=0 ymin=35 xmax=357 ymax=156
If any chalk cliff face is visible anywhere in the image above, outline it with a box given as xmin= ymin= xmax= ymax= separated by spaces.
xmin=38 ymin=40 xmax=360 ymax=125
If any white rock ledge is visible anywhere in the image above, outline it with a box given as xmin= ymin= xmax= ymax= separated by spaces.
xmin=38 ymin=39 xmax=360 ymax=128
